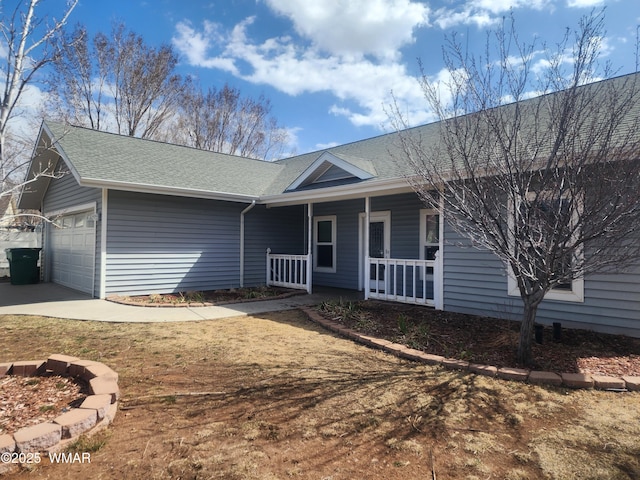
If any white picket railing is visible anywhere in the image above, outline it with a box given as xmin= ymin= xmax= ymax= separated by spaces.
xmin=366 ymin=256 xmax=441 ymax=308
xmin=266 ymin=249 xmax=311 ymax=293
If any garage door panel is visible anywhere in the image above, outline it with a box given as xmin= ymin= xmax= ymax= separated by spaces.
xmin=50 ymin=210 xmax=95 ymax=295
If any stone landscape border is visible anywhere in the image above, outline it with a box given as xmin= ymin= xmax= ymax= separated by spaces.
xmin=301 ymin=306 xmax=640 ymax=392
xmin=0 ymin=354 xmax=119 ymax=473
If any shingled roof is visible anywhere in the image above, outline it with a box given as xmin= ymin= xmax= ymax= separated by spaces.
xmin=18 ymin=71 xmax=640 ymax=209
xmin=20 ymin=117 xmax=422 ymax=208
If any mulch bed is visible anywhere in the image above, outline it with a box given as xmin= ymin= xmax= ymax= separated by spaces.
xmin=0 ymin=374 xmax=86 ymax=436
xmin=108 ymin=286 xmax=302 ymax=307
xmin=318 ymin=300 xmax=640 ymax=377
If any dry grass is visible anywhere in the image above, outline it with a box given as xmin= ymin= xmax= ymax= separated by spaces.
xmin=0 ymin=311 xmax=639 ymax=479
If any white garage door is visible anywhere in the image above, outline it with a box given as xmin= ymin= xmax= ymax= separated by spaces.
xmin=49 ymin=210 xmax=96 ymax=295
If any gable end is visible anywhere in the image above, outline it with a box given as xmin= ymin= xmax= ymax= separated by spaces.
xmin=286 ymin=151 xmax=376 ymax=191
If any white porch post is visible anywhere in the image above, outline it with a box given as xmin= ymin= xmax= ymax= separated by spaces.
xmin=266 ymin=248 xmax=271 ymax=286
xmin=306 ymin=202 xmax=313 ymax=294
xmin=434 ymin=250 xmax=443 ymax=310
xmin=436 ymin=195 xmax=444 ymax=310
xmin=364 ymin=196 xmax=370 ymax=300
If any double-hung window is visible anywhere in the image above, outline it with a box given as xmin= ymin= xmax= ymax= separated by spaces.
xmin=314 ymin=216 xmax=336 ymax=273
xmin=507 ymin=192 xmax=584 ymax=302
xmin=419 ymin=209 xmax=441 ymax=261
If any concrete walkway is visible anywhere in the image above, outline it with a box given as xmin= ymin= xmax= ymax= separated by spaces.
xmin=0 ymin=282 xmax=361 ymax=323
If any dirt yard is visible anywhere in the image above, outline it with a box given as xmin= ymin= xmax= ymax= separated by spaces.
xmin=1 ymin=310 xmax=639 ymax=479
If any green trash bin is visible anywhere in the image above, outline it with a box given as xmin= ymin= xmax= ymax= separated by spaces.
xmin=5 ymin=248 xmax=41 ymax=285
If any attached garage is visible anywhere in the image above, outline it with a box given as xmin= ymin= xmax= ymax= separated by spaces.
xmin=48 ymin=208 xmax=96 ymax=295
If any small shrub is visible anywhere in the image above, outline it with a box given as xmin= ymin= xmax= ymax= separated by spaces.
xmin=186 ymin=291 xmax=206 ymax=303
xmin=397 ymin=313 xmax=410 ymax=335
xmin=149 ymin=293 xmax=163 ymax=303
xmin=319 ymin=298 xmax=362 ymax=322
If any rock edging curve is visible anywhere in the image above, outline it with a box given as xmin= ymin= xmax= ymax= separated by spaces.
xmin=300 ymin=306 xmax=640 ymax=392
xmin=0 ymin=355 xmax=119 ymax=473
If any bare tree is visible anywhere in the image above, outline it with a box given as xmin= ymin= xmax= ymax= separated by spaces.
xmin=108 ymin=24 xmax=183 ymax=138
xmin=171 ymin=82 xmax=290 ymax=160
xmin=48 ymin=24 xmax=289 ymax=158
xmin=46 ymin=25 xmax=109 ymax=131
xmin=47 ymin=22 xmax=184 ymax=139
xmin=391 ymin=11 xmax=640 ymax=364
xmin=1 ymin=0 xmax=77 ymax=196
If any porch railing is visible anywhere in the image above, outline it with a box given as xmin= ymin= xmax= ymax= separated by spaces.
xmin=266 ymin=249 xmax=311 ymax=293
xmin=366 ymin=255 xmax=441 ymax=309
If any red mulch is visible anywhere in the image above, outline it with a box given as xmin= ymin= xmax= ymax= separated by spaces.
xmin=109 ymin=286 xmax=300 ymax=306
xmin=0 ymin=374 xmax=86 ymax=436
xmin=318 ymin=300 xmax=640 ymax=377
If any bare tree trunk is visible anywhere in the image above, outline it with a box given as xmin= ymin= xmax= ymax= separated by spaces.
xmin=517 ymin=299 xmax=540 ymax=365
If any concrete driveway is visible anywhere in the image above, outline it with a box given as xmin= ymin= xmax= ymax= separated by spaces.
xmin=0 ymin=282 xmax=359 ymax=323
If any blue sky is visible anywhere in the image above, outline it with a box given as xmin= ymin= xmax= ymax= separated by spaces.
xmin=19 ymin=0 xmax=640 ymax=155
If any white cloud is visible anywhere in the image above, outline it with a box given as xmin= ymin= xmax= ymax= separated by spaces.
xmin=172 ymin=2 xmax=432 ymax=130
xmin=173 ymin=20 xmax=239 ymax=72
xmin=432 ymin=0 xmax=553 ymax=29
xmin=472 ymin=0 xmax=552 ymax=14
xmin=567 ymin=0 xmax=605 ymax=7
xmin=263 ymin=0 xmax=430 ymax=60
xmin=315 ymin=141 xmax=340 ymax=150
xmin=432 ymin=7 xmax=496 ymax=29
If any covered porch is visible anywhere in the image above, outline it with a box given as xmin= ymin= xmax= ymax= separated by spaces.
xmin=264 ymin=193 xmax=443 ymax=309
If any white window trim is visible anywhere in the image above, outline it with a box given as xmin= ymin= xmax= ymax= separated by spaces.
xmin=507 ymin=192 xmax=584 ymax=303
xmin=314 ymin=215 xmax=337 ymax=273
xmin=44 ymin=201 xmax=97 ymax=219
xmin=419 ymin=208 xmax=444 ymax=310
xmin=419 ymin=208 xmax=443 ymax=262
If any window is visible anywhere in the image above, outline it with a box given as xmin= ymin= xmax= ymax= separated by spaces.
xmin=507 ymin=192 xmax=584 ymax=302
xmin=314 ymin=216 xmax=336 ymax=272
xmin=74 ymin=213 xmax=85 ymax=228
xmin=420 ymin=209 xmax=441 ymax=261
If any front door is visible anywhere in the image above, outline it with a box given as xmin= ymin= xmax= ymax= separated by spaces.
xmin=359 ymin=211 xmax=390 ymax=291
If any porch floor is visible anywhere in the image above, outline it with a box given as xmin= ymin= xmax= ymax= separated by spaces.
xmin=312 ymin=286 xmax=364 ymax=302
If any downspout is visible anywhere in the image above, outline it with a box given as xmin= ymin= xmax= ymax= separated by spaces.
xmin=40 ymin=199 xmax=47 ymax=283
xmin=240 ymin=200 xmax=256 ymax=288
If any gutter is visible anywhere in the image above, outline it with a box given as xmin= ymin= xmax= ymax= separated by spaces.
xmin=79 ymin=178 xmax=260 ymax=204
xmin=260 ymin=177 xmax=413 ymax=207
xmin=239 ymin=200 xmax=257 ymax=287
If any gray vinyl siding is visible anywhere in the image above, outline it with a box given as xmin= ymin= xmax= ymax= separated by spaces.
xmin=313 ymin=199 xmax=363 ymax=289
xmin=244 ymin=204 xmax=306 ymax=287
xmin=42 ymin=169 xmax=102 ymax=297
xmin=311 ymin=193 xmax=425 ymax=290
xmin=104 ymin=191 xmax=245 ymax=296
xmin=443 ymin=223 xmax=640 ymax=337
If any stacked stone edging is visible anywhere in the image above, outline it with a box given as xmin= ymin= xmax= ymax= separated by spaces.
xmin=300 ymin=306 xmax=640 ymax=392
xmin=0 ymin=354 xmax=119 ymax=472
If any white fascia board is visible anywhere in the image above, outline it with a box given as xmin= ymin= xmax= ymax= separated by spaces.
xmin=18 ymin=123 xmax=77 ymax=210
xmin=261 ymin=178 xmax=413 ymax=207
xmin=286 ymin=152 xmax=375 ymax=191
xmin=40 ymin=123 xmax=83 ymax=184
xmin=79 ymin=178 xmax=260 ymax=203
